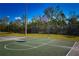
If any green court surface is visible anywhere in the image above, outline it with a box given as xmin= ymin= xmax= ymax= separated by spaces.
xmin=0 ymin=38 xmax=75 ymax=56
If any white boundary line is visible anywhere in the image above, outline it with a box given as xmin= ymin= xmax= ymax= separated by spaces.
xmin=4 ymin=40 xmax=53 ymax=51
xmin=17 ymin=42 xmax=79 ymax=51
xmin=3 ymin=38 xmax=75 ymax=50
xmin=66 ymin=41 xmax=77 ymax=56
xmin=4 ymin=40 xmax=76 ymax=51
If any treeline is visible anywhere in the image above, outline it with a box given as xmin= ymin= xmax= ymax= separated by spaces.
xmin=0 ymin=16 xmax=27 ymax=33
xmin=27 ymin=6 xmax=79 ymax=35
xmin=0 ymin=6 xmax=79 ymax=35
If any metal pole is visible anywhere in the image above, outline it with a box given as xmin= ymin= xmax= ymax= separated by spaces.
xmin=25 ymin=17 xmax=27 ymax=38
xmin=24 ymin=5 xmax=27 ymax=39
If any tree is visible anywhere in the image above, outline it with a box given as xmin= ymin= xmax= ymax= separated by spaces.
xmin=15 ymin=18 xmax=22 ymax=33
xmin=31 ymin=16 xmax=40 ymax=33
xmin=0 ymin=16 xmax=9 ymax=32
xmin=44 ymin=6 xmax=66 ymax=34
xmin=67 ymin=11 xmax=79 ymax=35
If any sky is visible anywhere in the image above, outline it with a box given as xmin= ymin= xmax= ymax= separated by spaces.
xmin=0 ymin=3 xmax=26 ymax=22
xmin=0 ymin=3 xmax=79 ymax=22
xmin=27 ymin=3 xmax=79 ymax=22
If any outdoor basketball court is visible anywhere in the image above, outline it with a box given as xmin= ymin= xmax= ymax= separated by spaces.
xmin=0 ymin=36 xmax=78 ymax=56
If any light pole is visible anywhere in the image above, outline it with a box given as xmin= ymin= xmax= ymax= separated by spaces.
xmin=24 ymin=16 xmax=27 ymax=39
xmin=24 ymin=5 xmax=27 ymax=40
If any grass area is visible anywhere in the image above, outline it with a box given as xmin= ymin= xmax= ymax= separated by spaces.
xmin=27 ymin=34 xmax=79 ymax=41
xmin=0 ymin=32 xmax=25 ymax=37
xmin=0 ymin=32 xmax=79 ymax=41
xmin=0 ymin=38 xmax=74 ymax=56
